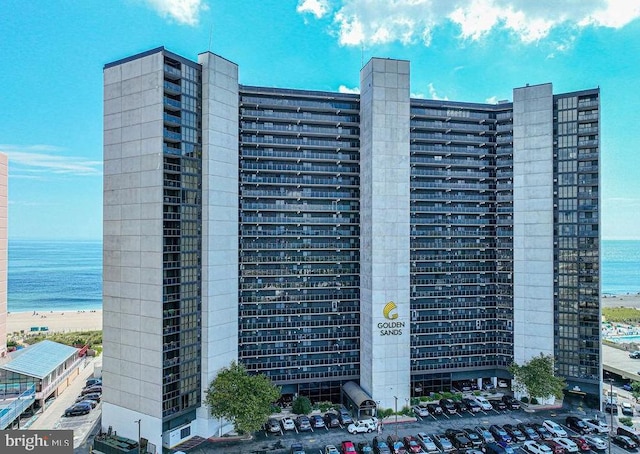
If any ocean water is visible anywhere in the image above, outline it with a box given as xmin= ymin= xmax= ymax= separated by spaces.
xmin=5 ymin=239 xmax=640 ymax=313
xmin=8 ymin=240 xmax=102 ymax=313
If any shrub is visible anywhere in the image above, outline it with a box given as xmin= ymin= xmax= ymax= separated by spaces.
xmin=531 ymin=397 xmax=539 ymax=405
xmin=292 ymin=396 xmax=312 ymax=415
xmin=620 ymin=416 xmax=634 ymax=427
xmin=270 ymin=404 xmax=281 ymax=413
xmin=431 ymin=392 xmax=442 ymax=400
xmin=441 ymin=391 xmax=453 ymax=399
xmin=521 ymin=396 xmax=529 ymax=403
xmin=400 ymin=406 xmax=413 ymax=416
xmin=316 ymin=401 xmax=335 ymax=412
xmin=377 ymin=408 xmax=394 ymax=418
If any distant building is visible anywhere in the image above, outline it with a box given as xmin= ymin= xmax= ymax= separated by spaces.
xmin=0 ymin=153 xmax=7 ymax=359
xmin=103 ymin=47 xmax=600 ymax=450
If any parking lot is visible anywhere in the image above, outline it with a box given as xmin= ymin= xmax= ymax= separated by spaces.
xmin=188 ymin=402 xmax=633 ymax=454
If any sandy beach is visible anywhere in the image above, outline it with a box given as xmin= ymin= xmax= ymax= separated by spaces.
xmin=6 ymin=310 xmax=102 ymax=335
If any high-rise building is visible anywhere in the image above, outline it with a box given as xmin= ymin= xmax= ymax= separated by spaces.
xmin=0 ymin=153 xmax=7 ymax=359
xmin=103 ymin=47 xmax=600 ymax=451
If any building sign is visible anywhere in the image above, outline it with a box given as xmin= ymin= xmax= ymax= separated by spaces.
xmin=378 ymin=301 xmax=405 ymax=336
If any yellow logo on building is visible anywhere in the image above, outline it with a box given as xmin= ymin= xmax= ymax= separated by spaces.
xmin=383 ymin=301 xmax=398 ymax=320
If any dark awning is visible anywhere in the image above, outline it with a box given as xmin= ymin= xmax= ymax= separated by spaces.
xmin=343 ymin=381 xmax=376 ymax=409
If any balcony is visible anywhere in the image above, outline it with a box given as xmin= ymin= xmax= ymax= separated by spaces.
xmin=163 ymin=96 xmax=181 ymax=111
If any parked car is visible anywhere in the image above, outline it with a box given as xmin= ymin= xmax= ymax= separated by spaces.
xmin=342 ymin=441 xmax=357 ymax=454
xmin=565 ymin=417 xmax=590 ymax=435
xmin=403 ymin=436 xmax=423 ymax=454
xmin=387 ymin=435 xmax=407 ymax=454
xmin=81 ymin=385 xmax=102 ymax=395
xmin=518 ymin=423 xmax=540 ymax=441
xmin=64 ymin=402 xmax=91 ymax=417
xmin=462 ymin=428 xmax=483 ymax=447
xmin=475 ymin=426 xmax=496 ymax=444
xmin=604 ymin=402 xmax=618 ymax=414
xmin=413 ymin=405 xmax=430 ymax=417
xmin=416 ymin=432 xmax=438 ymax=452
xmin=291 ymin=443 xmax=306 ymax=454
xmin=358 ymin=442 xmax=373 ymax=454
xmin=523 ymin=441 xmax=553 ymax=454
xmin=630 ymin=351 xmax=640 ymax=359
xmin=491 ymin=399 xmax=508 ymax=411
xmin=373 ymin=437 xmax=392 ymax=454
xmin=76 ymin=393 xmax=101 ymax=403
xmin=432 ymin=434 xmax=455 ymax=453
xmin=85 ymin=378 xmax=102 ymax=387
xmin=543 ymin=420 xmax=567 ymax=438
xmin=339 ymin=409 xmax=354 ymax=425
xmin=281 ymin=417 xmax=296 ymax=431
xmin=552 ymin=438 xmax=579 ymax=453
xmin=425 ymin=402 xmax=443 ymax=416
xmin=623 ymin=383 xmax=633 ymax=391
xmin=445 ymin=430 xmax=473 ymax=449
xmin=612 ymin=435 xmax=638 ymax=450
xmin=622 ymin=401 xmax=635 ymax=416
xmin=503 ymin=424 xmax=526 ymax=442
xmin=324 ymin=412 xmax=340 ymax=428
xmin=485 ymin=442 xmax=515 ymax=454
xmin=474 ymin=396 xmax=494 ymax=411
xmin=568 ymin=437 xmax=591 ymax=452
xmin=76 ymin=399 xmax=98 ymax=409
xmin=530 ymin=423 xmax=553 ymax=440
xmin=439 ymin=398 xmax=457 ymax=415
xmin=582 ymin=419 xmax=608 ymax=434
xmin=617 ymin=426 xmax=640 ymax=445
xmin=502 ymin=396 xmax=521 ymax=410
xmin=582 ymin=435 xmax=607 ymax=451
xmin=309 ymin=414 xmax=324 ymax=428
xmin=463 ymin=398 xmax=482 ymax=413
xmin=296 ymin=415 xmax=312 ymax=431
xmin=490 ymin=425 xmax=512 ymax=444
xmin=326 ymin=446 xmax=340 ymax=454
xmin=541 ymin=439 xmax=566 ymax=454
xmin=455 ymin=400 xmax=469 ymax=413
xmin=498 ymin=380 xmax=509 ymax=388
xmin=265 ymin=418 xmax=281 ymax=433
xmin=348 ymin=420 xmax=375 ymax=434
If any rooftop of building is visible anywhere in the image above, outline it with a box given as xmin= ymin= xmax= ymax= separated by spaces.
xmin=0 ymin=340 xmax=78 ymax=379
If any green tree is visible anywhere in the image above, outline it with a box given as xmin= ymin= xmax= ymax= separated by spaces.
xmin=509 ymin=353 xmax=566 ymax=401
xmin=292 ymin=396 xmax=312 ymax=415
xmin=631 ymin=381 xmax=640 ymax=401
xmin=205 ymin=361 xmax=280 ymax=434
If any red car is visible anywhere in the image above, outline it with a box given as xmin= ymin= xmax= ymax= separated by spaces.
xmin=542 ymin=440 xmax=565 ymax=454
xmin=342 ymin=441 xmax=357 ymax=454
xmin=569 ymin=437 xmax=590 ymax=452
xmin=403 ymin=437 xmax=422 ymax=454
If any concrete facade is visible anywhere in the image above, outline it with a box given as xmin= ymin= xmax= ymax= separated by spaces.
xmin=512 ymin=83 xmax=555 ymax=364
xmin=359 ymin=58 xmax=411 ymax=409
xmin=0 ymin=153 xmax=6 ymax=359
xmin=102 ymin=51 xmax=165 ymax=452
xmin=195 ymin=51 xmax=240 ymax=436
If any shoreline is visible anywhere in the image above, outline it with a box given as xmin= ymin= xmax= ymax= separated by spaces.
xmin=6 ymin=309 xmax=102 ymax=334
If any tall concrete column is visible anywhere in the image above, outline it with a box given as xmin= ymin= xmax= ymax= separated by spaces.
xmin=196 ymin=51 xmax=239 ymax=435
xmin=512 ymin=83 xmax=555 ymax=365
xmin=359 ymin=58 xmax=411 ymax=410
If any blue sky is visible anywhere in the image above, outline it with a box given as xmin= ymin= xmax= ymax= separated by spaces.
xmin=1 ymin=0 xmax=639 ymax=240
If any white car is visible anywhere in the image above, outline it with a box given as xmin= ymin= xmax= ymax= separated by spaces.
xmin=325 ymin=445 xmax=340 ymax=454
xmin=281 ymin=417 xmax=296 ymax=431
xmin=582 ymin=419 xmax=609 ymax=434
xmin=543 ymin=420 xmax=567 ymax=437
xmin=413 ymin=405 xmax=430 ymax=417
xmin=473 ymin=396 xmax=493 ymax=411
xmin=347 ymin=420 xmax=375 ymax=434
xmin=553 ymin=438 xmax=579 ymax=453
xmin=416 ymin=432 xmax=438 ymax=452
xmin=583 ymin=435 xmax=607 ymax=451
xmin=523 ymin=441 xmax=552 ymax=454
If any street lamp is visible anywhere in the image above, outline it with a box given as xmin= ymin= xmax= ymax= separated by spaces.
xmin=134 ymin=419 xmax=141 ymax=454
xmin=394 ymin=395 xmax=398 ymax=438
xmin=608 ymin=378 xmax=614 ymax=454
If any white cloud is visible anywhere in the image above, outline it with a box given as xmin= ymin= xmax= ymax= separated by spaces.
xmin=0 ymin=144 xmax=102 ymax=176
xmin=297 ymin=0 xmax=331 ymax=19
xmin=143 ymin=0 xmax=207 ymax=26
xmin=486 ymin=96 xmax=499 ymax=104
xmin=299 ymin=0 xmax=640 ymax=46
xmin=338 ymin=85 xmax=360 ymax=94
xmin=411 ymin=92 xmax=425 ymax=99
xmin=427 ymin=83 xmax=448 ymax=101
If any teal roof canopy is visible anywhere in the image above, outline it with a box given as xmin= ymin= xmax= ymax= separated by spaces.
xmin=0 ymin=340 xmax=78 ymax=379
